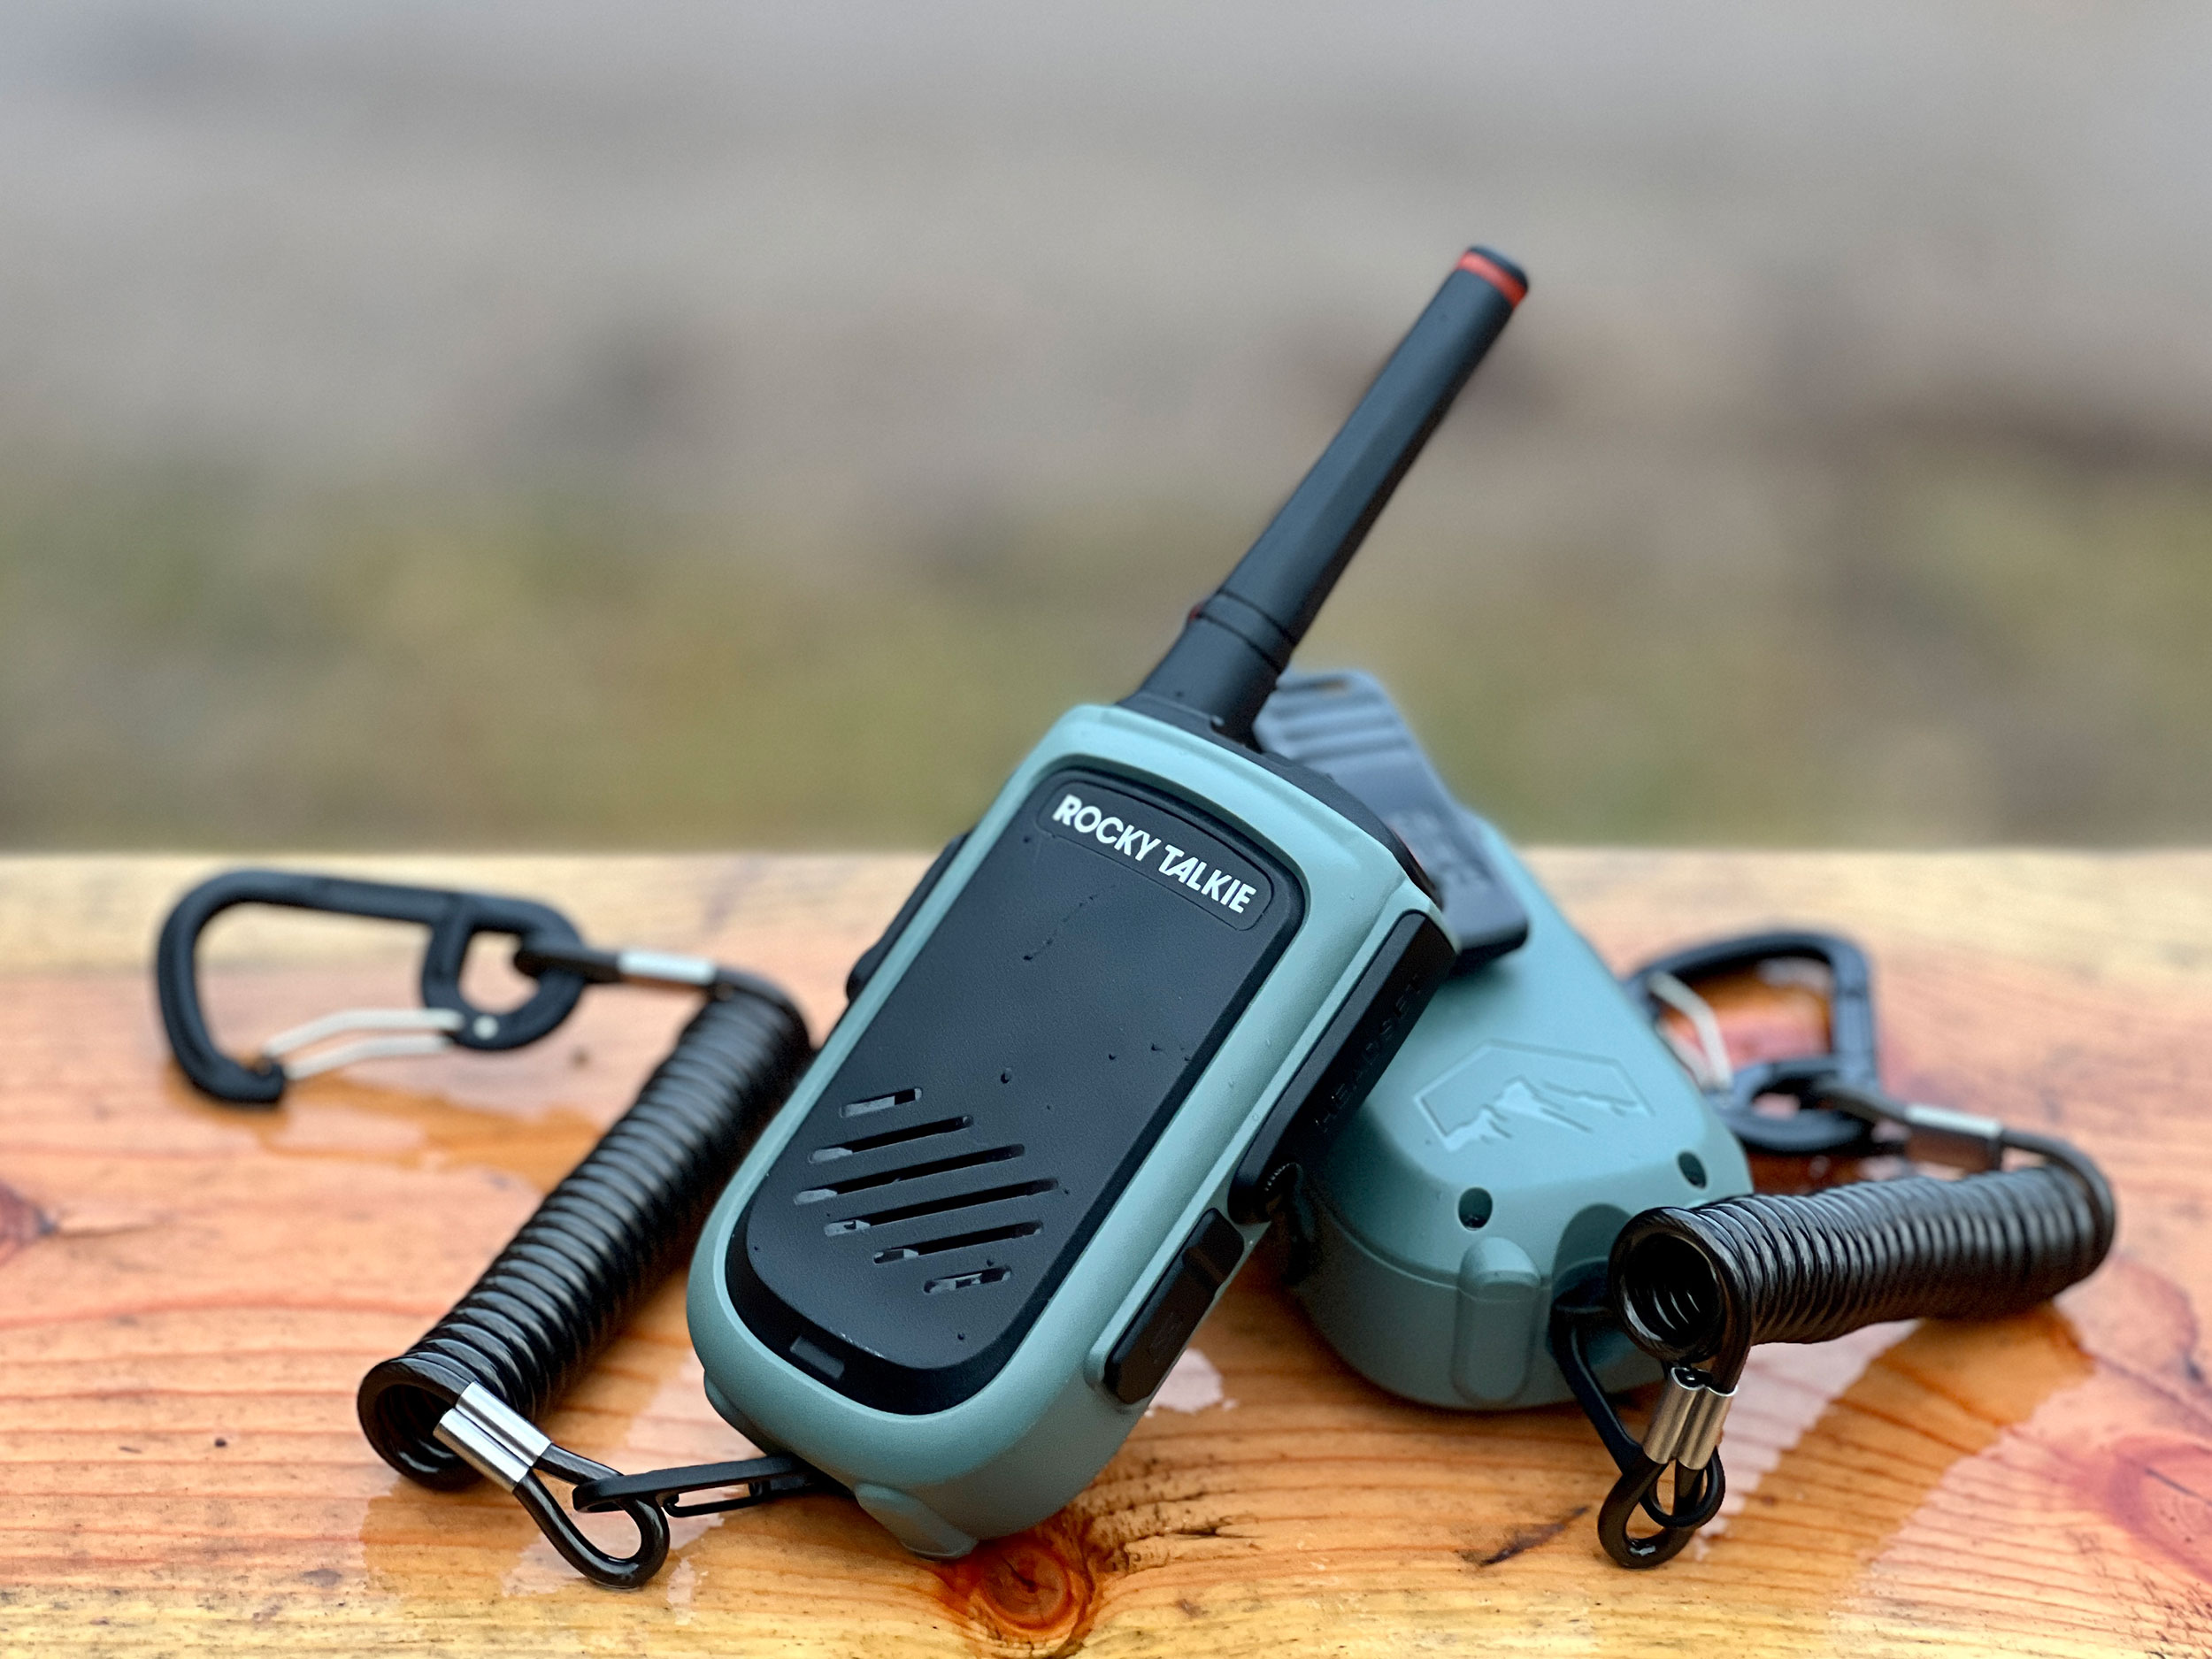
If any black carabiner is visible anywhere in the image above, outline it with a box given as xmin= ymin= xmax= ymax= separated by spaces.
xmin=156 ymin=869 xmax=589 ymax=1106
xmin=1595 ymin=1450 xmax=1725 ymax=1569
xmin=1622 ymin=929 xmax=1880 ymax=1156
xmin=1548 ymin=1270 xmax=1728 ymax=1571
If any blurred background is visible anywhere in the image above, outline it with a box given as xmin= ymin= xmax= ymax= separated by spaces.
xmin=3 ymin=0 xmax=2207 ymax=852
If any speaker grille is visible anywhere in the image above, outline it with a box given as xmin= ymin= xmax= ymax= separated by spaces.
xmin=799 ymin=1089 xmax=1057 ymax=1289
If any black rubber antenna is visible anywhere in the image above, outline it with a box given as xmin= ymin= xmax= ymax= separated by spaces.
xmin=1128 ymin=246 xmax=1527 ymax=743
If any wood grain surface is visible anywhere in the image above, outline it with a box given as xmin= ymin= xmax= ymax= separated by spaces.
xmin=2 ymin=849 xmax=2209 ymax=1657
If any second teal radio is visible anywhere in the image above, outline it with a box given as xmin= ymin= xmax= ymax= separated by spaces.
xmin=1280 ymin=714 xmax=1753 ymax=1409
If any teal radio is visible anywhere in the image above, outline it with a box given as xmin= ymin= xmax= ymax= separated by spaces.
xmin=684 ymin=248 xmax=1531 ymax=1555
xmin=1253 ymin=669 xmax=1753 ymax=1409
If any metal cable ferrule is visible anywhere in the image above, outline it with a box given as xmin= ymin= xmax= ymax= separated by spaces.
xmin=433 ymin=1384 xmax=552 ymax=1493
xmin=1640 ymin=1367 xmax=1734 ymax=1472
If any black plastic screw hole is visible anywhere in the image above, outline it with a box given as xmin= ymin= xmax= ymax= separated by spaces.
xmin=1678 ymin=1152 xmax=1708 ymax=1189
xmin=1457 ymin=1187 xmax=1494 ymax=1229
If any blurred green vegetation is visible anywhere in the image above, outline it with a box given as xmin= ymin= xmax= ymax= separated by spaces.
xmin=5 ymin=442 xmax=2207 ymax=850
xmin=6 ymin=1 xmax=2206 ymax=852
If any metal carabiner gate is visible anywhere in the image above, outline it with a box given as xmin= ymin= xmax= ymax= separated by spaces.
xmin=154 ymin=868 xmax=592 ymax=1105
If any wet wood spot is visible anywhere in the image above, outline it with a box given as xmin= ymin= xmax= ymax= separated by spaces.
xmin=2097 ymin=1436 xmax=2212 ymax=1584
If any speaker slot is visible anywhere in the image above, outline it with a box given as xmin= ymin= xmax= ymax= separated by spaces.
xmin=810 ymin=1116 xmax=972 ymax=1164
xmin=872 ymin=1220 xmax=1041 ymax=1264
xmin=924 ymin=1266 xmax=1011 ymax=1294
xmin=823 ymin=1177 xmax=1057 ymax=1235
xmin=794 ymin=1144 xmax=1022 ymax=1206
xmin=841 ymin=1087 xmax=919 ymax=1119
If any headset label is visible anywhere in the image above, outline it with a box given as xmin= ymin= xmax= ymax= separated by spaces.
xmin=1037 ymin=780 xmax=1273 ymax=929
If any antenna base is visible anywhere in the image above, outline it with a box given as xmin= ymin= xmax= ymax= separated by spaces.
xmin=1125 ymin=597 xmax=1290 ymax=744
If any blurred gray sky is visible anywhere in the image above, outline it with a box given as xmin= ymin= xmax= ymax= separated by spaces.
xmin=7 ymin=1 xmax=2207 ymax=503
xmin=3 ymin=2 xmax=2208 ymax=849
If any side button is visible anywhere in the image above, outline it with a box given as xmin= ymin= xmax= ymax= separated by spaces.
xmin=1102 ymin=1210 xmax=1245 ymax=1407
xmin=1226 ymin=910 xmax=1456 ymax=1224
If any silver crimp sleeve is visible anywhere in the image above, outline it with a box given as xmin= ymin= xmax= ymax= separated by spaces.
xmin=614 ymin=949 xmax=719 ymax=988
xmin=1901 ymin=1102 xmax=2006 ymax=1172
xmin=1641 ymin=1367 xmax=1701 ymax=1465
xmin=432 ymin=1382 xmax=553 ymax=1493
xmin=1642 ymin=1366 xmax=1734 ymax=1470
xmin=1672 ymin=1379 xmax=1735 ymax=1471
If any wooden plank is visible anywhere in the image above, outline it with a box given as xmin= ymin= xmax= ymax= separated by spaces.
xmin=0 ymin=849 xmax=2208 ymax=1656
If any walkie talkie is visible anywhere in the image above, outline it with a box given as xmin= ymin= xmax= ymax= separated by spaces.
xmin=687 ymin=247 xmax=1529 ymax=1556
xmin=1253 ymin=670 xmax=1753 ymax=1412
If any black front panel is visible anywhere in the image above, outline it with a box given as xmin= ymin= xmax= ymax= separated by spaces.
xmin=730 ymin=769 xmax=1304 ymax=1413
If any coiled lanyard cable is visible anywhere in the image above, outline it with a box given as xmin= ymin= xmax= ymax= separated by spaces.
xmin=1556 ymin=985 xmax=2117 ymax=1568
xmin=355 ymin=984 xmax=844 ymax=1586
xmin=156 ymin=870 xmax=841 ymax=1586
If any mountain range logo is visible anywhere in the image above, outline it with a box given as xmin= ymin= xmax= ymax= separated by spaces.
xmin=1415 ymin=1041 xmax=1649 ymax=1148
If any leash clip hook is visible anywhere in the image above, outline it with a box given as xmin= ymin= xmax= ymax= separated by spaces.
xmin=433 ymin=1383 xmax=672 ymax=1590
xmin=1548 ymin=1272 xmax=1732 ymax=1570
xmin=154 ymin=869 xmax=590 ymax=1105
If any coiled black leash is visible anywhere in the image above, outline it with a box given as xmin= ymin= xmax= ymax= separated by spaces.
xmin=356 ymin=988 xmax=839 ymax=1586
xmin=1552 ymin=1082 xmax=2116 ymax=1568
xmin=156 ymin=870 xmax=843 ymax=1586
